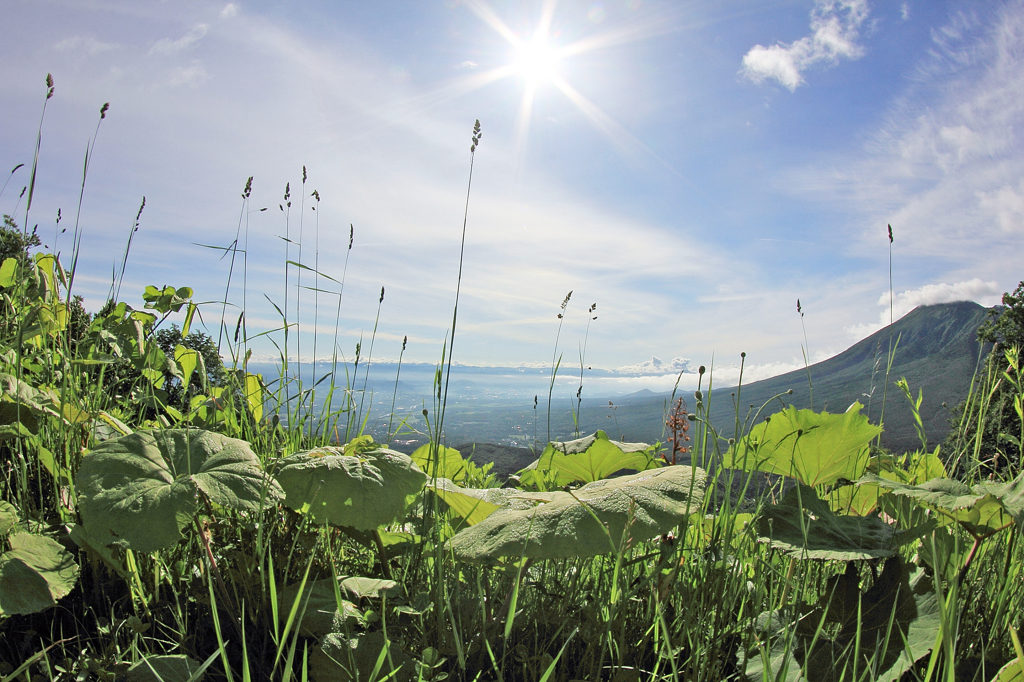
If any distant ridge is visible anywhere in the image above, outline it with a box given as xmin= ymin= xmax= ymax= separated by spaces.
xmin=705 ymin=301 xmax=992 ymax=453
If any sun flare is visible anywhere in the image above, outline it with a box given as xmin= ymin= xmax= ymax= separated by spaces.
xmin=512 ymin=35 xmax=560 ymax=85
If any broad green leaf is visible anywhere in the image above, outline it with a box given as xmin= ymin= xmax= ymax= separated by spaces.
xmin=724 ymin=404 xmax=880 ymax=487
xmin=744 ymin=557 xmax=940 ymax=682
xmin=311 ymin=631 xmax=414 ymax=682
xmin=244 ymin=373 xmax=264 ymax=422
xmin=910 ymin=448 xmax=947 ymax=484
xmin=521 ymin=431 xmax=662 ymax=486
xmin=862 ymin=475 xmax=1017 ymax=538
xmin=758 ymin=485 xmax=896 ymax=560
xmin=339 ymin=576 xmax=400 ymax=599
xmin=143 ymin=284 xmax=193 ymax=314
xmin=173 ymin=345 xmax=199 ymax=395
xmin=126 ymin=655 xmax=205 ymax=682
xmin=278 ymin=578 xmax=362 ymax=637
xmin=0 ymin=257 xmax=16 ymax=288
xmin=276 ymin=446 xmax=426 ymax=531
xmin=917 ymin=527 xmax=968 ymax=584
xmin=828 ymin=482 xmax=883 ymax=517
xmin=411 ymin=443 xmax=471 ymax=482
xmin=429 ymin=478 xmax=530 ymax=525
xmin=0 ymin=500 xmax=17 ymax=536
xmin=450 ymin=465 xmax=705 ymax=564
xmin=75 ymin=429 xmax=284 ymax=553
xmin=992 ymin=658 xmax=1024 ymax=682
xmin=0 ymin=533 xmax=80 ymax=616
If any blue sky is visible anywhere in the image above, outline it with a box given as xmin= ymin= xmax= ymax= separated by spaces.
xmin=2 ymin=0 xmax=1021 ymax=391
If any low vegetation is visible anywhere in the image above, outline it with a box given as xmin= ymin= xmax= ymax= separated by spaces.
xmin=2 ymin=77 xmax=1024 ymax=682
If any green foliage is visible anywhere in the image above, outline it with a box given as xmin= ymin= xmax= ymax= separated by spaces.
xmin=945 ymin=281 xmax=1024 ymax=476
xmin=757 ymin=484 xmax=897 ymax=560
xmin=744 ymin=557 xmax=940 ymax=682
xmin=0 ymin=215 xmax=41 ymax=266
xmin=275 ymin=443 xmax=426 ymax=530
xmin=0 ymin=511 xmax=80 ymax=617
xmin=723 ymin=403 xmax=881 ymax=487
xmin=516 ymin=430 xmax=662 ymax=489
xmin=449 ymin=465 xmax=706 ymax=564
xmin=75 ymin=428 xmax=283 ymax=552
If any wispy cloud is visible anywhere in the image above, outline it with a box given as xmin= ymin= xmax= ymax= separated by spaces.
xmin=54 ymin=36 xmax=119 ymax=55
xmin=149 ymin=24 xmax=209 ymax=56
xmin=741 ymin=0 xmax=870 ymax=91
xmin=168 ymin=61 xmax=210 ymax=88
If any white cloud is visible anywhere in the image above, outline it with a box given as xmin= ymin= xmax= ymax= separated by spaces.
xmin=615 ymin=356 xmax=692 ymax=375
xmin=54 ymin=36 xmax=119 ymax=55
xmin=845 ymin=278 xmax=1003 ymax=338
xmin=221 ymin=4 xmax=239 ymax=19
xmin=149 ymin=24 xmax=209 ymax=56
xmin=168 ymin=61 xmax=210 ymax=88
xmin=977 ymin=178 xmax=1024 ymax=232
xmin=741 ymin=0 xmax=870 ymax=91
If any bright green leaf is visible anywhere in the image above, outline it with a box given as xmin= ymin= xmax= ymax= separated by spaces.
xmin=862 ymin=475 xmax=1017 ymax=538
xmin=173 ymin=345 xmax=199 ymax=395
xmin=411 ymin=443 xmax=471 ymax=482
xmin=521 ymin=431 xmax=661 ymax=487
xmin=724 ymin=404 xmax=881 ymax=487
xmin=429 ymin=478 xmax=529 ymax=525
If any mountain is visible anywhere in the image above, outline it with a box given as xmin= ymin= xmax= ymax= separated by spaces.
xmin=703 ymin=301 xmax=992 ymax=454
xmin=539 ymin=301 xmax=992 ymax=456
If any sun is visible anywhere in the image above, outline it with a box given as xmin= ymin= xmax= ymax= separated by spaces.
xmin=512 ymin=34 xmax=560 ymax=86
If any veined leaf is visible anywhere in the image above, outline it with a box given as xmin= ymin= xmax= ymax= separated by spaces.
xmin=861 ymin=474 xmax=1020 ymax=537
xmin=411 ymin=443 xmax=470 ymax=482
xmin=450 ymin=465 xmax=705 ymax=564
xmin=520 ymin=430 xmax=662 ymax=487
xmin=276 ymin=446 xmax=426 ymax=531
xmin=724 ymin=404 xmax=880 ymax=487
xmin=429 ymin=478 xmax=530 ymax=525
xmin=744 ymin=557 xmax=940 ymax=682
xmin=278 ymin=578 xmax=363 ymax=637
xmin=75 ymin=429 xmax=283 ymax=553
xmin=0 ymin=533 xmax=80 ymax=616
xmin=244 ymin=373 xmax=263 ymax=422
xmin=0 ymin=501 xmax=16 ymax=536
xmin=758 ymin=485 xmax=896 ymax=560
xmin=312 ymin=631 xmax=414 ymax=682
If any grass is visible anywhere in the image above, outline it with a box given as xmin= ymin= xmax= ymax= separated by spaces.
xmin=2 ymin=78 xmax=1024 ymax=682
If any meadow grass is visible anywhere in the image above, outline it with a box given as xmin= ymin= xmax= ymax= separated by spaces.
xmin=2 ymin=80 xmax=1024 ymax=682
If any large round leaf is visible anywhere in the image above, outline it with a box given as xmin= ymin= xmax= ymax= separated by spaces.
xmin=0 ymin=533 xmax=80 ymax=616
xmin=76 ymin=429 xmax=283 ymax=553
xmin=520 ymin=430 xmax=662 ymax=487
xmin=724 ymin=404 xmax=881 ymax=487
xmin=757 ymin=485 xmax=897 ymax=561
xmin=311 ymin=631 xmax=414 ymax=682
xmin=275 ymin=447 xmax=426 ymax=530
xmin=450 ymin=465 xmax=706 ymax=564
